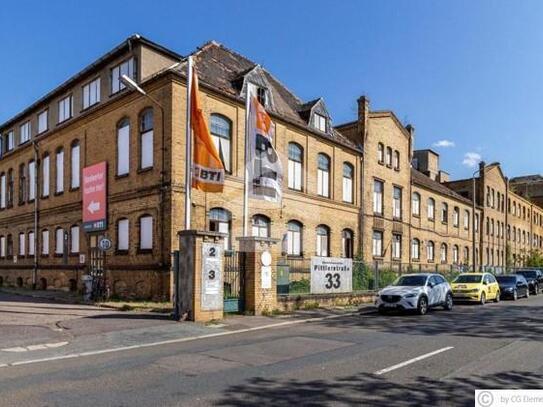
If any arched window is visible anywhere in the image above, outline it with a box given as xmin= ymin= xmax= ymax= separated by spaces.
xmin=251 ymin=214 xmax=270 ymax=238
xmin=117 ymin=218 xmax=129 ymax=251
xmin=393 ymin=150 xmax=400 ymax=170
xmin=209 ymin=208 xmax=231 ymax=250
xmin=440 ymin=243 xmax=447 ymax=263
xmin=42 ymin=153 xmax=50 ymax=198
xmin=41 ymin=229 xmax=49 ymax=255
xmin=18 ymin=163 xmax=26 ymax=204
xmin=210 ymin=114 xmax=232 ymax=173
xmin=411 ymin=238 xmax=420 ymax=260
xmin=427 ymin=198 xmax=435 ymax=220
xmin=0 ymin=235 xmax=5 ymax=258
xmin=464 ymin=210 xmax=470 ymax=229
xmin=288 ymin=142 xmax=303 ymax=191
xmin=0 ymin=172 xmax=5 ymax=209
xmin=427 ymin=241 xmax=435 ymax=261
xmin=453 ymin=245 xmax=459 ymax=264
xmin=18 ymin=232 xmax=25 ymax=256
xmin=463 ymin=246 xmax=469 ymax=264
xmin=342 ymin=163 xmax=354 ymax=203
xmin=453 ymin=207 xmax=459 ymax=227
xmin=70 ymin=140 xmax=80 ymax=189
xmin=385 ymin=147 xmax=392 ymax=166
xmin=412 ymin=192 xmax=420 ymax=216
xmin=6 ymin=234 xmax=13 ymax=258
xmin=316 ymin=225 xmax=330 ymax=257
xmin=55 ymin=227 xmax=64 ymax=255
xmin=28 ymin=160 xmax=36 ymax=200
xmin=441 ymin=202 xmax=448 ymax=223
xmin=117 ymin=118 xmax=130 ymax=176
xmin=342 ymin=229 xmax=354 ymax=258
xmin=70 ymin=225 xmax=80 ymax=254
xmin=139 ymin=215 xmax=153 ymax=251
xmin=139 ymin=109 xmax=154 ymax=170
xmin=287 ymin=220 xmax=302 ymax=256
xmin=377 ymin=143 xmax=384 ymax=163
xmin=317 ymin=153 xmax=330 ymax=197
xmin=56 ymin=147 xmax=64 ymax=193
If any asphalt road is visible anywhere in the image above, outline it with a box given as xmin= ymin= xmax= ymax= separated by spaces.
xmin=1 ymin=294 xmax=543 ymax=407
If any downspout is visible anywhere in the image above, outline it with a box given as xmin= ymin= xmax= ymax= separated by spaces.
xmin=32 ymin=141 xmax=39 ymax=289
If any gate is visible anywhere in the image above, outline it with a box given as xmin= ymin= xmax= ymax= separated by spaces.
xmin=88 ymin=235 xmax=106 ymax=300
xmin=223 ymin=251 xmax=245 ymax=313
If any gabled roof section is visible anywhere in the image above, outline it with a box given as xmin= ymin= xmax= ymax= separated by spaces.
xmin=172 ymin=41 xmax=359 ymax=152
xmin=369 ymin=111 xmax=411 ymax=139
xmin=411 ymin=168 xmax=473 ymax=206
xmin=484 ymin=162 xmax=507 ymax=183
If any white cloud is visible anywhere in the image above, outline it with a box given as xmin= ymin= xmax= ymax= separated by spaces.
xmin=462 ymin=152 xmax=482 ymax=168
xmin=432 ymin=139 xmax=455 ymax=148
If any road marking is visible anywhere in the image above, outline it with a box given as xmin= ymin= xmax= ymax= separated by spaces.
xmin=374 ymin=346 xmax=454 ymax=375
xmin=2 ymin=342 xmax=69 ymax=353
xmin=0 ymin=312 xmax=358 ymax=368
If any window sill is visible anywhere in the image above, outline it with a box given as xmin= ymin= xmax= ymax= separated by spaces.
xmin=80 ymin=102 xmax=100 ymax=113
xmin=115 ymin=250 xmax=129 ymax=256
xmin=137 ymin=249 xmax=153 ymax=255
xmin=57 ymin=117 xmax=73 ymax=126
xmin=441 ymin=221 xmax=448 ymax=225
xmin=393 ymin=217 xmax=402 ymax=222
xmin=288 ymin=187 xmax=304 ymax=193
xmin=115 ymin=174 xmax=130 ymax=180
xmin=412 ymin=258 xmax=420 ymax=262
xmin=412 ymin=214 xmax=420 ymax=219
xmin=54 ymin=191 xmax=64 ymax=197
xmin=40 ymin=254 xmax=49 ymax=258
xmin=372 ymin=256 xmax=384 ymax=261
xmin=137 ymin=167 xmax=154 ymax=174
xmin=41 ymin=195 xmax=50 ymax=200
xmin=393 ymin=168 xmax=400 ymax=172
xmin=69 ymin=187 xmax=80 ymax=193
xmin=54 ymin=254 xmax=64 ymax=258
xmin=428 ymin=218 xmax=435 ymax=222
xmin=69 ymin=253 xmax=79 ymax=257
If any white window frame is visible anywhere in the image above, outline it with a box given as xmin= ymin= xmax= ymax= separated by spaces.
xmin=373 ymin=180 xmax=383 ymax=215
xmin=342 ymin=163 xmax=353 ymax=203
xmin=0 ymin=236 xmax=5 ymax=257
xmin=372 ymin=231 xmax=383 ymax=257
xmin=117 ymin=120 xmax=130 ymax=176
xmin=82 ymin=77 xmax=101 ymax=109
xmin=287 ymin=222 xmax=302 ymax=256
xmin=313 ymin=113 xmax=327 ymax=132
xmin=118 ymin=219 xmax=129 ymax=251
xmin=38 ymin=110 xmax=48 ymax=134
xmin=71 ymin=143 xmax=80 ymax=189
xmin=28 ymin=160 xmax=36 ymax=200
xmin=70 ymin=225 xmax=80 ymax=254
xmin=140 ymin=110 xmax=154 ymax=170
xmin=58 ymin=95 xmax=73 ymax=123
xmin=6 ymin=130 xmax=14 ymax=151
xmin=42 ymin=230 xmax=49 ymax=255
xmin=393 ymin=186 xmax=402 ymax=219
xmin=20 ymin=121 xmax=31 ymax=144
xmin=56 ymin=149 xmax=64 ymax=193
xmin=19 ymin=232 xmax=25 ymax=256
xmin=111 ymin=57 xmax=136 ymax=94
xmin=392 ymin=234 xmax=401 ymax=259
xmin=427 ymin=241 xmax=434 ymax=261
xmin=28 ymin=231 xmax=35 ymax=256
xmin=140 ymin=215 xmax=153 ymax=250
xmin=42 ymin=155 xmax=50 ymax=197
xmin=412 ymin=193 xmax=420 ymax=216
xmin=287 ymin=143 xmax=303 ymax=191
xmin=55 ymin=228 xmax=64 ymax=255
xmin=316 ymin=226 xmax=330 ymax=257
xmin=0 ymin=173 xmax=5 ymax=209
xmin=411 ymin=239 xmax=420 ymax=260
xmin=317 ymin=154 xmax=330 ymax=198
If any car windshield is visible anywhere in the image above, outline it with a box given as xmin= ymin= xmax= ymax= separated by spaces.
xmin=453 ymin=274 xmax=482 ymax=284
xmin=496 ymin=276 xmax=516 ymax=284
xmin=393 ymin=275 xmax=427 ymax=286
xmin=517 ymin=270 xmax=537 ymax=278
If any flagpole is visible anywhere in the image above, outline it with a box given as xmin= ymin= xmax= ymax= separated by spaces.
xmin=184 ymin=56 xmax=193 ymax=230
xmin=243 ymin=84 xmax=250 ymax=236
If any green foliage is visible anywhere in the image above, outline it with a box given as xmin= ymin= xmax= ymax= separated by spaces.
xmin=288 ymin=279 xmax=310 ymax=294
xmin=525 ymin=250 xmax=543 ymax=267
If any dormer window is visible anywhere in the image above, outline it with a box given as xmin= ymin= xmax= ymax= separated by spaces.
xmin=256 ymin=87 xmax=267 ymax=106
xmin=313 ymin=113 xmax=327 ymax=132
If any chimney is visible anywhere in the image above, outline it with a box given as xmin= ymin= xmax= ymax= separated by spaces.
xmin=438 ymin=170 xmax=449 ymax=183
xmin=357 ymin=96 xmax=370 ymax=145
xmin=406 ymin=124 xmax=415 ymax=162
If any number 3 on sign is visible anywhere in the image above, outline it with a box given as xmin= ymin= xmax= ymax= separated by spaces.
xmin=324 ymin=273 xmax=341 ymax=289
xmin=208 ymin=270 xmax=216 ymax=280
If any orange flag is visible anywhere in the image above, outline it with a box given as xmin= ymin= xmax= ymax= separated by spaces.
xmin=190 ymin=67 xmax=225 ymax=192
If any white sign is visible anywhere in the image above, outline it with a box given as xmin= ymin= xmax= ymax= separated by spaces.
xmin=310 ymin=257 xmax=353 ymax=294
xmin=201 ymin=242 xmax=223 ymax=311
xmin=79 ymin=254 xmax=86 ymax=264
xmin=98 ymin=237 xmax=112 ymax=251
xmin=261 ymin=250 xmax=272 ymax=289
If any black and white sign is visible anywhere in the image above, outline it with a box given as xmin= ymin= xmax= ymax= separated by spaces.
xmin=98 ymin=237 xmax=112 ymax=251
xmin=201 ymin=242 xmax=223 ymax=311
xmin=310 ymin=257 xmax=353 ymax=294
xmin=261 ymin=250 xmax=272 ymax=289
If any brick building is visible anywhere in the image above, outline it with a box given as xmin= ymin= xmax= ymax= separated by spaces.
xmin=0 ymin=35 xmax=541 ymax=298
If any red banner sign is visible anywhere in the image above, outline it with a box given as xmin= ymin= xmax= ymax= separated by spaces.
xmin=82 ymin=162 xmax=107 ymax=232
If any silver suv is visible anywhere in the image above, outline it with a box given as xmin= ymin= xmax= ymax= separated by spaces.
xmin=375 ymin=273 xmax=454 ymax=315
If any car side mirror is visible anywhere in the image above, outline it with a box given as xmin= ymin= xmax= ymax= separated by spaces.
xmin=483 ymin=281 xmax=487 ymax=285
xmin=428 ymin=282 xmax=434 ymax=288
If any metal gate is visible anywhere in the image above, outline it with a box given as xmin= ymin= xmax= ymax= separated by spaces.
xmin=223 ymin=251 xmax=245 ymax=313
xmin=88 ymin=235 xmax=106 ymax=300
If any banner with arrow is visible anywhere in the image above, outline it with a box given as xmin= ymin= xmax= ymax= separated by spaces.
xmin=82 ymin=161 xmax=107 ymax=232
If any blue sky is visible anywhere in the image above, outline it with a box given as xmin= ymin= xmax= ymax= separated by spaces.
xmin=1 ymin=0 xmax=543 ymax=179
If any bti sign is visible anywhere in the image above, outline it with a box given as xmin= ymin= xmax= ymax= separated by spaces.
xmin=82 ymin=162 xmax=107 ymax=232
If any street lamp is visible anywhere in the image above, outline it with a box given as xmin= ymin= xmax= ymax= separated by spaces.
xmin=472 ymin=169 xmax=481 ymax=273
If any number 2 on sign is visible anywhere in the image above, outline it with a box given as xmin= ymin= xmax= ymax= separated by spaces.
xmin=325 ymin=273 xmax=341 ymax=289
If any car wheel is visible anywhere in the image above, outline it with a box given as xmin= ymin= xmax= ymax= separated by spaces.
xmin=417 ymin=296 xmax=428 ymax=315
xmin=443 ymin=293 xmax=453 ymax=311
xmin=480 ymin=292 xmax=486 ymax=305
xmin=494 ymin=291 xmax=500 ymax=303
xmin=526 ymin=289 xmax=530 ymax=299
xmin=512 ymin=290 xmax=518 ymax=301
xmin=534 ymin=284 xmax=539 ymax=296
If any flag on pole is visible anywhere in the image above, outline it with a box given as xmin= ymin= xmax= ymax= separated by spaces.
xmin=191 ymin=67 xmax=225 ymax=192
xmin=247 ymin=94 xmax=283 ymax=202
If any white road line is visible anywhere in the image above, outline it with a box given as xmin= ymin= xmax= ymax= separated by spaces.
xmin=2 ymin=341 xmax=69 ymax=353
xmin=374 ymin=346 xmax=454 ymax=375
xmin=0 ymin=312 xmax=357 ymax=369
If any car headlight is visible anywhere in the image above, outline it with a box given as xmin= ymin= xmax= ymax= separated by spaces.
xmin=468 ymin=288 xmax=480 ymax=293
xmin=505 ymin=287 xmax=514 ymax=292
xmin=404 ymin=293 xmax=418 ymax=298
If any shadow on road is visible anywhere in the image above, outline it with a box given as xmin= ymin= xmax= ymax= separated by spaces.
xmin=216 ymin=370 xmax=543 ymax=407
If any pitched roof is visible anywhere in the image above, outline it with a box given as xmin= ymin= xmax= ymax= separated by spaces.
xmin=171 ymin=41 xmax=360 ymax=152
xmin=411 ymin=168 xmax=473 ymax=205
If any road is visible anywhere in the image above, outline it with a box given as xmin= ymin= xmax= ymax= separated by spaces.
xmin=1 ymin=293 xmax=543 ymax=406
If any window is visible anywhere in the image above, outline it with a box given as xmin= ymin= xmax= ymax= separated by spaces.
xmin=117 ymin=219 xmax=129 ymax=251
xmin=392 ymin=234 xmax=401 ymax=259
xmin=412 ymin=193 xmax=420 ymax=216
xmin=427 ymin=198 xmax=435 ymax=220
xmin=342 ymin=229 xmax=354 ymax=258
xmin=441 ymin=203 xmax=448 ymax=223
xmin=342 ymin=163 xmax=354 ymax=203
xmin=70 ymin=225 xmax=79 ymax=253
xmin=41 ymin=230 xmax=49 ymax=255
xmin=6 ymin=234 xmax=13 ymax=258
xmin=20 ymin=121 xmax=31 ymax=144
xmin=393 ymin=186 xmax=402 ymax=219
xmin=393 ymin=150 xmax=400 ymax=170
xmin=42 ymin=154 xmax=50 ymax=197
xmin=440 ymin=243 xmax=447 ymax=263
xmin=288 ymin=142 xmax=303 ymax=191
xmin=28 ymin=231 xmax=35 ymax=256
xmin=317 ymin=153 xmax=330 ymax=197
xmin=5 ymin=130 xmax=14 ymax=152
xmin=372 ymin=230 xmax=383 ymax=257
xmin=209 ymin=208 xmax=231 ymax=250
xmin=411 ymin=238 xmax=420 ymax=260
xmin=139 ymin=215 xmax=153 ymax=250
xmin=464 ymin=210 xmax=470 ymax=229
xmin=38 ymin=110 xmax=48 ymax=134
xmin=56 ymin=148 xmax=64 ymax=193
xmin=7 ymin=169 xmax=13 ymax=207
xmin=377 ymin=143 xmax=384 ymax=163
xmin=19 ymin=232 xmax=25 ymax=256
xmin=28 ymin=160 xmax=36 ymax=201
xmin=453 ymin=207 xmax=459 ymax=227
xmin=316 ymin=225 xmax=330 ymax=257
xmin=256 ymin=87 xmax=267 ymax=106
xmin=117 ymin=118 xmax=130 ymax=176
xmin=427 ymin=241 xmax=435 ymax=261
xmin=18 ymin=164 xmax=26 ymax=204
xmin=373 ymin=180 xmax=384 ymax=215
xmin=111 ymin=57 xmax=136 ymax=94
xmin=475 ymin=213 xmax=479 ymax=232
xmin=313 ymin=113 xmax=327 ymax=132
xmin=82 ymin=77 xmax=101 ymax=109
xmin=55 ymin=228 xmax=64 ymax=255
xmin=0 ymin=173 xmax=5 ymax=209
xmin=0 ymin=236 xmax=5 ymax=257
xmin=252 ymin=215 xmax=270 ymax=238
xmin=58 ymin=95 xmax=73 ymax=123
xmin=287 ymin=221 xmax=302 ymax=256
xmin=71 ymin=141 xmax=80 ymax=189
xmin=463 ymin=247 xmax=469 ymax=263
xmin=453 ymin=245 xmax=459 ymax=264
xmin=209 ymin=114 xmax=231 ymax=173
xmin=385 ymin=147 xmax=392 ymax=166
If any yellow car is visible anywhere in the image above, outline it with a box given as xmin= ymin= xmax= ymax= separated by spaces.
xmin=451 ymin=273 xmax=500 ymax=304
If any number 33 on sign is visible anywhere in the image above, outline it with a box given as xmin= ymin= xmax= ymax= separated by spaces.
xmin=310 ymin=257 xmax=353 ymax=294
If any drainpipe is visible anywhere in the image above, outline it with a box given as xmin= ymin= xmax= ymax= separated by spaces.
xmin=32 ymin=141 xmax=40 ymax=289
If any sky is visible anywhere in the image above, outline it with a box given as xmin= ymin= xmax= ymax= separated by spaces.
xmin=1 ymin=0 xmax=543 ymax=180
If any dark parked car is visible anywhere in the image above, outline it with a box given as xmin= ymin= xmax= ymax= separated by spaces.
xmin=497 ymin=275 xmax=529 ymax=300
xmin=514 ymin=270 xmax=543 ymax=295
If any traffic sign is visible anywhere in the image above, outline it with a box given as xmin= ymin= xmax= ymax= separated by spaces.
xmin=98 ymin=237 xmax=112 ymax=251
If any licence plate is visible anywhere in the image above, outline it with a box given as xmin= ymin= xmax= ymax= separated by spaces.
xmin=384 ymin=303 xmax=397 ymax=308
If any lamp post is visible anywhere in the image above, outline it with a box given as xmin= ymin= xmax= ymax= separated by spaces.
xmin=472 ymin=169 xmax=482 ymax=272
